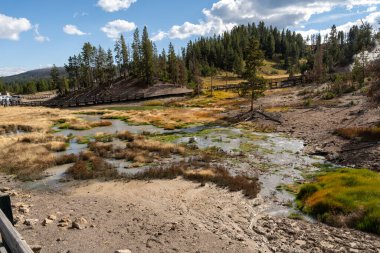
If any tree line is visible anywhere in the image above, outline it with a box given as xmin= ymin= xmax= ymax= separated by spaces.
xmin=0 ymin=21 xmax=376 ymax=95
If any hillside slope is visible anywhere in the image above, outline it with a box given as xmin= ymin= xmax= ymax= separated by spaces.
xmin=2 ymin=67 xmax=66 ymax=83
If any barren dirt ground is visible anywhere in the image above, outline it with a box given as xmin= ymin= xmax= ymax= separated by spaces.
xmin=252 ymin=86 xmax=380 ymax=170
xmin=1 ymin=174 xmax=379 ymax=253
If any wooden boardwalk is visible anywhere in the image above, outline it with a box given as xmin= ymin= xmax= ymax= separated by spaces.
xmin=19 ymin=90 xmax=193 ymax=108
xmin=208 ymin=76 xmax=303 ymax=91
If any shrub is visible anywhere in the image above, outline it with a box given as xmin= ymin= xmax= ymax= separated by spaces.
xmin=117 ymin=131 xmax=135 ymax=142
xmin=55 ymin=154 xmax=78 ymax=165
xmin=67 ymin=152 xmax=117 ymax=180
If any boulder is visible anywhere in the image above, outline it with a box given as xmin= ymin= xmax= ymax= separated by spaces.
xmin=115 ymin=250 xmax=132 ymax=253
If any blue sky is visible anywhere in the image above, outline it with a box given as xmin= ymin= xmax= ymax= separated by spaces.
xmin=0 ymin=0 xmax=379 ymax=76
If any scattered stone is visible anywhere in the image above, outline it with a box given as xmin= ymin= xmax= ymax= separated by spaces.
xmin=42 ymin=218 xmax=54 ymax=226
xmin=14 ymin=215 xmax=25 ymax=225
xmin=24 ymin=219 xmax=39 ymax=226
xmin=31 ymin=245 xmax=42 ymax=253
xmin=48 ymin=214 xmax=57 ymax=220
xmin=19 ymin=206 xmax=30 ymax=214
xmin=0 ymin=187 xmax=10 ymax=192
xmin=72 ymin=217 xmax=88 ymax=230
xmin=58 ymin=218 xmax=71 ymax=228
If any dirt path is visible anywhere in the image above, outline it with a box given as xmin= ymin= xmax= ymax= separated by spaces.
xmin=1 ymin=174 xmax=378 ymax=253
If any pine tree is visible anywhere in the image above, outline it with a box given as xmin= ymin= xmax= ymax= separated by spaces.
xmin=132 ymin=28 xmax=141 ymax=77
xmin=106 ymin=49 xmax=115 ymax=84
xmin=120 ymin=34 xmax=129 ymax=78
xmin=159 ymin=49 xmax=168 ymax=81
xmin=114 ymin=37 xmax=122 ymax=77
xmin=243 ymin=37 xmax=265 ymax=111
xmin=95 ymin=46 xmax=107 ymax=85
xmin=141 ymin=26 xmax=154 ymax=85
xmin=50 ymin=64 xmax=60 ymax=91
xmin=168 ymin=43 xmax=178 ymax=83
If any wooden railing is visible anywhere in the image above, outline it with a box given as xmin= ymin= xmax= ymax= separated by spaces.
xmin=0 ymin=196 xmax=33 ymax=253
xmin=19 ymin=90 xmax=193 ymax=108
xmin=208 ymin=76 xmax=304 ymax=91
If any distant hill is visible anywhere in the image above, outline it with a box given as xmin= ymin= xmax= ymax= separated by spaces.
xmin=1 ymin=67 xmax=67 ymax=83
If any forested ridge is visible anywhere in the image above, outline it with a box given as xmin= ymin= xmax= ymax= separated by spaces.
xmin=0 ymin=21 xmax=376 ymax=95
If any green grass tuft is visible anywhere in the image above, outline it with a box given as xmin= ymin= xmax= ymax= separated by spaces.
xmin=297 ymin=168 xmax=380 ymax=235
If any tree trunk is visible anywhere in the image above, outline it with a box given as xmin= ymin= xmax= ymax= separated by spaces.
xmin=250 ymin=90 xmax=254 ymax=111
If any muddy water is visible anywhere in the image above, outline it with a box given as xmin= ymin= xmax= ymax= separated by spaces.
xmin=39 ymin=114 xmax=328 ymax=219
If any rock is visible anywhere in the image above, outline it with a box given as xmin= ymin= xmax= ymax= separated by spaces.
xmin=58 ymin=218 xmax=71 ymax=227
xmin=115 ymin=250 xmax=132 ymax=253
xmin=24 ymin=219 xmax=39 ymax=226
xmin=42 ymin=218 xmax=54 ymax=226
xmin=72 ymin=217 xmax=88 ymax=230
xmin=48 ymin=214 xmax=57 ymax=220
xmin=19 ymin=206 xmax=30 ymax=214
xmin=30 ymin=245 xmax=42 ymax=253
xmin=14 ymin=215 xmax=25 ymax=225
xmin=295 ymin=240 xmax=306 ymax=246
xmin=0 ymin=187 xmax=11 ymax=192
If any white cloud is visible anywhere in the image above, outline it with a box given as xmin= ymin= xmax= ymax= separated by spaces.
xmin=101 ymin=19 xmax=136 ymax=39
xmin=297 ymin=11 xmax=380 ymax=39
xmin=63 ymin=25 xmax=88 ymax=36
xmin=34 ymin=24 xmax=50 ymax=43
xmin=97 ymin=0 xmax=136 ymax=12
xmin=367 ymin=6 xmax=378 ymax=12
xmin=158 ymin=0 xmax=380 ymax=40
xmin=0 ymin=67 xmax=31 ymax=77
xmin=152 ymin=31 xmax=168 ymax=41
xmin=73 ymin=12 xmax=89 ymax=18
xmin=0 ymin=13 xmax=32 ymax=40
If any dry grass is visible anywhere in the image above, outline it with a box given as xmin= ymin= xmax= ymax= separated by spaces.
xmin=57 ymin=118 xmax=112 ymax=131
xmin=135 ymin=162 xmax=260 ymax=199
xmin=0 ymin=142 xmax=56 ymax=181
xmin=127 ymin=139 xmax=185 ymax=156
xmin=101 ymin=107 xmax=222 ymax=130
xmin=335 ymin=127 xmax=380 ymax=141
xmin=0 ymin=107 xmax=79 ymax=180
xmin=0 ymin=107 xmax=71 ymax=132
xmin=116 ymin=131 xmax=135 ymax=142
xmin=46 ymin=141 xmax=67 ymax=152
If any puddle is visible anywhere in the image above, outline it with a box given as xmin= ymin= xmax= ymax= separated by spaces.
xmin=22 ymin=164 xmax=73 ymax=191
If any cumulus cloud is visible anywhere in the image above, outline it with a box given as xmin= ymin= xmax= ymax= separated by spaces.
xmin=101 ymin=19 xmax=136 ymax=39
xmin=151 ymin=31 xmax=168 ymax=41
xmin=63 ymin=25 xmax=88 ymax=36
xmin=97 ymin=0 xmax=136 ymax=12
xmin=34 ymin=24 xmax=50 ymax=42
xmin=157 ymin=0 xmax=380 ymax=40
xmin=297 ymin=11 xmax=380 ymax=39
xmin=0 ymin=13 xmax=32 ymax=40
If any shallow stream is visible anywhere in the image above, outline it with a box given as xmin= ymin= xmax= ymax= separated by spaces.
xmin=30 ymin=114 xmax=329 ymax=219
